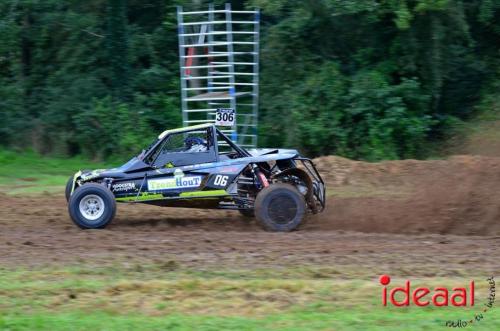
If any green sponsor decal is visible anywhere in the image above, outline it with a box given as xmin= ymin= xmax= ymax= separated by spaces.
xmin=116 ymin=193 xmax=165 ymax=202
xmin=80 ymin=169 xmax=106 ymax=182
xmin=179 ymin=190 xmax=228 ymax=198
xmin=116 ymin=190 xmax=228 ymax=202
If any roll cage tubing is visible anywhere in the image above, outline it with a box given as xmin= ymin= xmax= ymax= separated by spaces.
xmin=143 ymin=126 xmax=251 ymax=167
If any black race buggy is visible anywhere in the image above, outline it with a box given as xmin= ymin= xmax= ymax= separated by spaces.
xmin=66 ymin=124 xmax=325 ymax=231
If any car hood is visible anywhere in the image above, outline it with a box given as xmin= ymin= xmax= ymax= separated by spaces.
xmin=78 ymin=168 xmax=123 ymax=182
xmin=78 ymin=157 xmax=151 ymax=182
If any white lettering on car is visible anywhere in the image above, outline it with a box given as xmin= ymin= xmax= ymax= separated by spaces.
xmin=213 ymin=175 xmax=229 ymax=187
xmin=112 ymin=182 xmax=137 ymax=192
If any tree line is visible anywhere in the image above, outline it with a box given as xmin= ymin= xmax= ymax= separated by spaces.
xmin=0 ymin=0 xmax=498 ymax=161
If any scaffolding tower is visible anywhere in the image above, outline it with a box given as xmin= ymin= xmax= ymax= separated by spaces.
xmin=177 ymin=3 xmax=260 ymax=148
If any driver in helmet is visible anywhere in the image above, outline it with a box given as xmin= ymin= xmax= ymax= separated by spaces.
xmin=184 ymin=136 xmax=208 ymax=152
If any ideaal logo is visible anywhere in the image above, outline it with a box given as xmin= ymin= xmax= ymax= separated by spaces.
xmin=379 ymin=275 xmax=496 ymax=328
xmin=379 ymin=275 xmax=474 ymax=307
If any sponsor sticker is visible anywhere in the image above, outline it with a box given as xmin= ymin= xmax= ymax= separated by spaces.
xmin=112 ymin=182 xmax=136 ymax=192
xmin=182 ymin=162 xmax=216 ymax=170
xmin=81 ymin=169 xmax=105 ymax=181
xmin=148 ymin=176 xmax=202 ymax=191
xmin=215 ymin=165 xmax=243 ymax=173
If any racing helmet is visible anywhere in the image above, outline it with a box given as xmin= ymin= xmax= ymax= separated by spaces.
xmin=184 ymin=136 xmax=207 ymax=152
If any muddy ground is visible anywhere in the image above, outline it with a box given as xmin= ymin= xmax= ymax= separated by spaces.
xmin=0 ymin=155 xmax=499 ymax=276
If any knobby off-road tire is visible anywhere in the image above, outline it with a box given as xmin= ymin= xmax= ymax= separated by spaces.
xmin=68 ymin=183 xmax=116 ymax=229
xmin=254 ymin=183 xmax=306 ymax=232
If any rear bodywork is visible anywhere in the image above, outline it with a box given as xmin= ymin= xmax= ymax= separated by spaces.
xmin=69 ymin=124 xmax=325 ymax=214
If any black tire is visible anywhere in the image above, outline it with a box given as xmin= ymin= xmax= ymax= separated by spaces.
xmin=238 ymin=209 xmax=255 ymax=218
xmin=254 ymin=183 xmax=306 ymax=232
xmin=68 ymin=183 xmax=116 ymax=229
xmin=65 ymin=176 xmax=74 ymax=203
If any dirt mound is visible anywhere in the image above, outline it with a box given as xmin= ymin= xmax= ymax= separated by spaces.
xmin=310 ymin=155 xmax=500 ymax=235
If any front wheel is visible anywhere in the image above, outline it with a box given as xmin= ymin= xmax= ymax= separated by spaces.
xmin=68 ymin=183 xmax=116 ymax=229
xmin=254 ymin=183 xmax=306 ymax=232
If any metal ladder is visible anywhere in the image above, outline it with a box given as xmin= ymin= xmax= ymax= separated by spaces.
xmin=177 ymin=3 xmax=260 ymax=148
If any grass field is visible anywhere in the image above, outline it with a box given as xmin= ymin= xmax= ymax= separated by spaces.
xmin=0 ymin=266 xmax=498 ymax=331
xmin=0 ymin=150 xmax=110 ymax=195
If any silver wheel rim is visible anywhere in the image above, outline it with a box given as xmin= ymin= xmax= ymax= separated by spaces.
xmin=79 ymin=194 xmax=105 ymax=221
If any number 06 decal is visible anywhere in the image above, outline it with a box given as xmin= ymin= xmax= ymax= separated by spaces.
xmin=213 ymin=175 xmax=229 ymax=187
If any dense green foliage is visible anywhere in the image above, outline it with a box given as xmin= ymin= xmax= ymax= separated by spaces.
xmin=0 ymin=0 xmax=498 ymax=160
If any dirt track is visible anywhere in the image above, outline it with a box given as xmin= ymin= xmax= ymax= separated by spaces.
xmin=313 ymin=155 xmax=500 ymax=236
xmin=0 ymin=155 xmax=499 ymax=275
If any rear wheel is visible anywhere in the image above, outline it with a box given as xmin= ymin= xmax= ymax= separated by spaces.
xmin=254 ymin=183 xmax=306 ymax=232
xmin=68 ymin=183 xmax=116 ymax=229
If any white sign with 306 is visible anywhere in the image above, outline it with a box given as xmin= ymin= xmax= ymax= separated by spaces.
xmin=215 ymin=108 xmax=235 ymax=126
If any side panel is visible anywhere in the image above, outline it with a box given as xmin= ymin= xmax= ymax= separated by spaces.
xmin=113 ymin=162 xmax=248 ymax=204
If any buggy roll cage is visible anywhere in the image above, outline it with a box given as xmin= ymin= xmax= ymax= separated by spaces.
xmin=143 ymin=124 xmax=251 ymax=167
